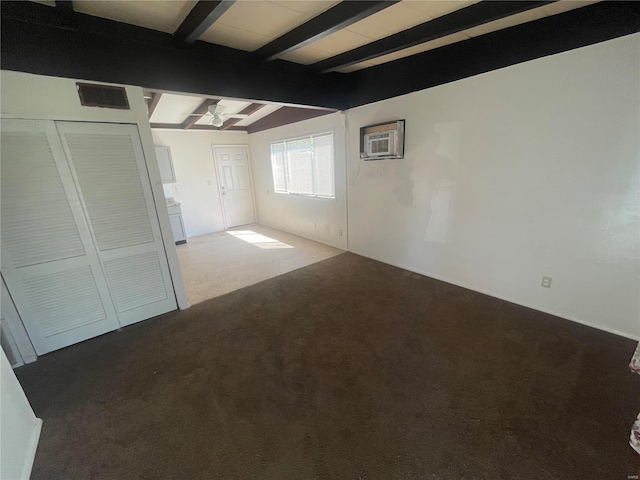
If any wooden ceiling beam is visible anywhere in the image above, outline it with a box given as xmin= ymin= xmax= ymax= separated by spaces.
xmin=0 ymin=1 xmax=353 ymax=110
xmin=173 ymin=0 xmax=236 ymax=45
xmin=54 ymin=0 xmax=75 ymax=26
xmin=55 ymin=1 xmax=74 ymax=14
xmin=221 ymin=103 xmax=266 ymax=131
xmin=180 ymin=98 xmax=219 ymax=130
xmin=2 ymin=2 xmax=637 ymax=110
xmin=246 ymin=107 xmax=335 ymax=134
xmin=254 ymin=1 xmax=399 ymax=61
xmin=312 ymin=0 xmax=553 ymax=73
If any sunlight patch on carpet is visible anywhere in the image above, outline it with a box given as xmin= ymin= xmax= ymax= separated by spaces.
xmin=226 ymin=230 xmax=294 ymax=249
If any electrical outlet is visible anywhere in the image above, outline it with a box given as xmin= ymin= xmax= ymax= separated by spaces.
xmin=339 ymin=229 xmax=343 ymax=237
xmin=541 ymin=276 xmax=552 ymax=288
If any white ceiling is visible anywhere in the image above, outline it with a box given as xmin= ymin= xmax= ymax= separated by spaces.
xmin=334 ymin=0 xmax=599 ymax=72
xmin=150 ymin=93 xmax=204 ymax=124
xmin=74 ymin=0 xmax=197 ymax=34
xmin=147 ymin=92 xmax=294 ymax=129
xmin=31 ymin=0 xmax=601 ymax=73
xmin=279 ymin=0 xmax=477 ymax=64
xmin=200 ymin=0 xmax=338 ymax=50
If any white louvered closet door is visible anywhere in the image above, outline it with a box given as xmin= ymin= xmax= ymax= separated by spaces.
xmin=0 ymin=120 xmax=121 ymax=354
xmin=56 ymin=122 xmax=176 ymax=327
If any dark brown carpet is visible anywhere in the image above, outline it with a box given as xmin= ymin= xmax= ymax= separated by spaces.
xmin=16 ymin=253 xmax=640 ymax=479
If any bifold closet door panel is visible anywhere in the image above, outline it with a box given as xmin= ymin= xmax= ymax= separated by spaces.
xmin=56 ymin=122 xmax=177 ymax=326
xmin=0 ymin=120 xmax=121 ymax=355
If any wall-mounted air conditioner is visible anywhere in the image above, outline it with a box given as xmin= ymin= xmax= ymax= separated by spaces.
xmin=360 ymin=120 xmax=405 ymax=160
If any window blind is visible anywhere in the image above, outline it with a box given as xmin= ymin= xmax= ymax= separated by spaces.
xmin=270 ymin=132 xmax=335 ymax=198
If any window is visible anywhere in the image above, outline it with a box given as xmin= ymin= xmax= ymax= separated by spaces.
xmin=270 ymin=132 xmax=335 ymax=198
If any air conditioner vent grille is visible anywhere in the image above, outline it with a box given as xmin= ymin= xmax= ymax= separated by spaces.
xmin=76 ymin=83 xmax=130 ymax=109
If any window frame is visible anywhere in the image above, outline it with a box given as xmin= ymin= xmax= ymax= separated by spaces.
xmin=270 ymin=130 xmax=336 ymax=200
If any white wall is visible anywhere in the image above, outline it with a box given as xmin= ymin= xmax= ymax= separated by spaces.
xmin=0 ymin=349 xmax=42 ymax=480
xmin=249 ymin=112 xmax=348 ymax=249
xmin=1 ymin=70 xmax=189 ymax=309
xmin=345 ymin=34 xmax=640 ymax=339
xmin=151 ymin=129 xmax=249 ymax=238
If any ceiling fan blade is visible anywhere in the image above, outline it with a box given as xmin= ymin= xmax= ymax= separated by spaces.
xmin=226 ymin=114 xmax=249 ymax=119
xmin=180 ymin=112 xmax=212 ymax=116
xmin=210 ymin=104 xmax=226 ymax=115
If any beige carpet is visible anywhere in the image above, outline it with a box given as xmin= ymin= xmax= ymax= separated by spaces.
xmin=176 ymin=224 xmax=343 ymax=305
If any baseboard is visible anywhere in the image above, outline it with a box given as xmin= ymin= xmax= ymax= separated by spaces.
xmin=347 ymin=248 xmax=640 ymax=341
xmin=256 ymin=222 xmax=347 ymax=251
xmin=22 ymin=354 xmax=38 ymax=365
xmin=20 ymin=418 xmax=42 ymax=480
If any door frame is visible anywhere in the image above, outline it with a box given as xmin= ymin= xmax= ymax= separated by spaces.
xmin=211 ymin=144 xmax=257 ymax=230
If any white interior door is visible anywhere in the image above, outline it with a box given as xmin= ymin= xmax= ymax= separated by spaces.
xmin=0 ymin=120 xmax=121 ymax=355
xmin=213 ymin=146 xmax=256 ymax=228
xmin=56 ymin=122 xmax=177 ymax=327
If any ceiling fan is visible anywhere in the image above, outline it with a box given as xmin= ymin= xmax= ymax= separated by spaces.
xmin=182 ymin=104 xmax=248 ymax=127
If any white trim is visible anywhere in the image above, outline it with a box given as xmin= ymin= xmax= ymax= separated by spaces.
xmin=136 ymin=112 xmax=191 ymax=310
xmin=1 ymin=276 xmax=37 ymax=366
xmin=19 ymin=418 xmax=42 ymax=480
xmin=347 ymin=248 xmax=640 ymax=341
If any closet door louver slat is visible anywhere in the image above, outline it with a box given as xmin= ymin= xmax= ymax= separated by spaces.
xmin=0 ymin=120 xmax=121 ymax=354
xmin=104 ymin=252 xmax=167 ymax=312
xmin=1 ymin=132 xmax=85 ymax=267
xmin=62 ymin=133 xmax=154 ymax=251
xmin=57 ymin=122 xmax=177 ymax=327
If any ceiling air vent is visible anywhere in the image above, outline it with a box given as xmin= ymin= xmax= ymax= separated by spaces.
xmin=76 ymin=83 xmax=130 ymax=109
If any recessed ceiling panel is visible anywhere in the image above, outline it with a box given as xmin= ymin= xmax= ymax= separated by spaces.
xmin=344 ymin=2 xmax=434 ymax=40
xmin=200 ymin=23 xmax=271 ymax=51
xmin=64 ymin=0 xmax=603 ymax=76
xmin=333 ymin=1 xmax=602 ymax=74
xmin=234 ymin=105 xmax=283 ymax=127
xmin=269 ymin=0 xmax=339 ymax=16
xmin=402 ymin=0 xmax=479 ymax=19
xmin=73 ymin=0 xmax=196 ymax=34
xmin=151 ymin=94 xmax=205 ymax=124
xmin=288 ymin=29 xmax=374 ymax=64
xmin=202 ymin=1 xmax=311 ymax=48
